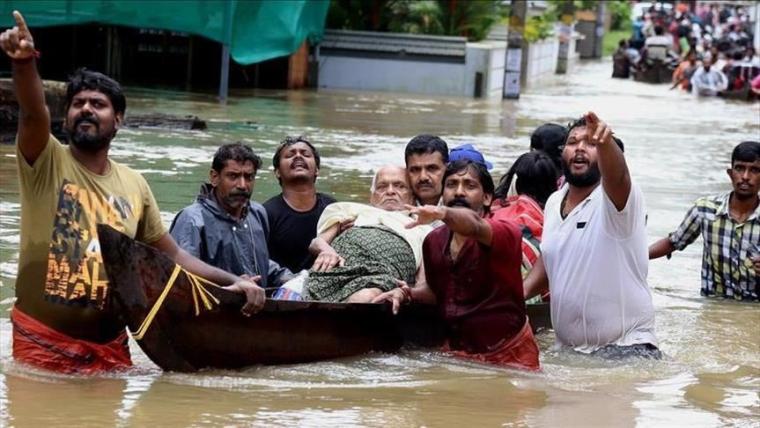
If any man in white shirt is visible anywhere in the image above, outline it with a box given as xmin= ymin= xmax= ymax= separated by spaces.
xmin=644 ymin=25 xmax=673 ymax=61
xmin=524 ymin=112 xmax=659 ymax=359
xmin=690 ymin=57 xmax=729 ymax=96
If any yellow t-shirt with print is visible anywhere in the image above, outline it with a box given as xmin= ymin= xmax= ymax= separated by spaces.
xmin=15 ymin=135 xmax=165 ymax=313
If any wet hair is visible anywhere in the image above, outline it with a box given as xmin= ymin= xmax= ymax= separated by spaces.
xmin=443 ymin=159 xmax=495 ymax=197
xmin=530 ymin=123 xmax=567 ymax=170
xmin=272 ymin=135 xmax=321 ymax=170
xmin=566 ymin=116 xmax=625 ymax=152
xmin=654 ymin=25 xmax=664 ymax=35
xmin=404 ymin=134 xmax=449 ymax=165
xmin=494 ymin=151 xmax=558 ymax=207
xmin=731 ymin=141 xmax=760 ymax=166
xmin=212 ymin=142 xmax=261 ymax=173
xmin=65 ymin=68 xmax=126 ymax=115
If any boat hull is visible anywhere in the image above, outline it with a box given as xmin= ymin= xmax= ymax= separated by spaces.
xmin=98 ymin=225 xmax=550 ymax=372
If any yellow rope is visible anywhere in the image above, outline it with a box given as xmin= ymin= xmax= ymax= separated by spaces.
xmin=131 ymin=264 xmax=221 ymax=341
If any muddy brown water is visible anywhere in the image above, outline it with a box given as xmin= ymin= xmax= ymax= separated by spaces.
xmin=0 ymin=59 xmax=758 ymax=427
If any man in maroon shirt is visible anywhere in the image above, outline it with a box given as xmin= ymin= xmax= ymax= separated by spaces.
xmin=373 ymin=159 xmax=540 ymax=370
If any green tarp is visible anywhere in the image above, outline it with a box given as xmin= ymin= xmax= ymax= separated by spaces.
xmin=0 ymin=0 xmax=329 ymax=64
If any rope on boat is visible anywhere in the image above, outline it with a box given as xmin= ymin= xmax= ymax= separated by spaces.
xmin=131 ymin=264 xmax=221 ymax=341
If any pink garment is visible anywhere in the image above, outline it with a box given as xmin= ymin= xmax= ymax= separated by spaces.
xmin=751 ymin=73 xmax=760 ymax=91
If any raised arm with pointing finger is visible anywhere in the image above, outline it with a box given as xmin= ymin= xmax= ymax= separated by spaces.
xmin=1 ymin=11 xmax=49 ymax=165
xmin=3 ymin=11 xmax=266 ymax=374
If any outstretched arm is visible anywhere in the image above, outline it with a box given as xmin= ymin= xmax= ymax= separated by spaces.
xmin=0 ymin=11 xmax=50 ymax=165
xmin=585 ymin=112 xmax=631 ymax=211
xmin=523 ymin=256 xmax=549 ymax=300
xmin=405 ymin=204 xmax=493 ymax=246
xmin=649 ymin=237 xmax=675 ymax=259
xmin=150 ymin=233 xmax=266 ymax=315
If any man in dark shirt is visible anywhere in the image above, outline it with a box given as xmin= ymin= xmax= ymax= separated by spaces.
xmin=373 ymin=158 xmax=540 ymax=371
xmin=264 ymin=136 xmax=336 ymax=272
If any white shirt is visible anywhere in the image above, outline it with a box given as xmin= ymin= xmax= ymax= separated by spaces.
xmin=690 ymin=66 xmax=728 ymax=96
xmin=541 ymin=183 xmax=657 ymax=353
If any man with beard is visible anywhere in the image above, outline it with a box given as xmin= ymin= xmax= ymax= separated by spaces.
xmin=373 ymin=160 xmax=540 ymax=371
xmin=649 ymin=141 xmax=760 ymax=301
xmin=405 ymin=135 xmax=448 ymax=206
xmin=264 ymin=136 xmax=335 ymax=273
xmin=2 ymin=11 xmax=264 ymax=374
xmin=171 ymin=143 xmax=293 ymax=287
xmin=524 ymin=112 xmax=659 ymax=359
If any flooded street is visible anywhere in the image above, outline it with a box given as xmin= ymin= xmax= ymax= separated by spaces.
xmin=1 ymin=58 xmax=759 ymax=427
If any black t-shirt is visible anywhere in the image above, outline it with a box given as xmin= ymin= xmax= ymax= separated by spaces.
xmin=263 ymin=193 xmax=336 ymax=272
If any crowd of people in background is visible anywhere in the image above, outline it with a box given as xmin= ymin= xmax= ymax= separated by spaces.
xmin=614 ymin=2 xmax=760 ymax=97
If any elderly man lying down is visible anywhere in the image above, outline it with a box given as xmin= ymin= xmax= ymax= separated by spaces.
xmin=274 ymin=166 xmax=433 ymax=302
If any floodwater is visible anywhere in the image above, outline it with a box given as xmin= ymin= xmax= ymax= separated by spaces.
xmin=0 ymin=59 xmax=759 ymax=427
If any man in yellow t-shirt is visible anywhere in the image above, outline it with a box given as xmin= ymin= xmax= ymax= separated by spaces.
xmin=1 ymin=11 xmax=265 ymax=374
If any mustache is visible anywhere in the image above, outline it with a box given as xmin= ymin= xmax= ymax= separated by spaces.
xmin=446 ymin=197 xmax=470 ymax=208
xmin=228 ymin=191 xmax=251 ymax=199
xmin=74 ymin=116 xmax=99 ymax=128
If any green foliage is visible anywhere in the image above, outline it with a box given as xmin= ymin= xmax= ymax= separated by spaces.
xmin=438 ymin=0 xmax=505 ymax=42
xmin=387 ymin=1 xmax=444 ymax=35
xmin=608 ymin=0 xmax=632 ymax=31
xmin=326 ymin=0 xmax=506 ymax=41
xmin=524 ymin=11 xmax=556 ymax=43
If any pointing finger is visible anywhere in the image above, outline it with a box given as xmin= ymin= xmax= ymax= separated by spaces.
xmin=12 ymin=11 xmax=29 ymax=36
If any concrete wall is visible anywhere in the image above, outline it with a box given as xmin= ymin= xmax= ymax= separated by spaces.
xmin=317 ymin=55 xmax=467 ymax=95
xmin=317 ymin=30 xmax=572 ymax=97
xmin=465 ymin=41 xmax=506 ymax=97
xmin=317 ymin=39 xmax=506 ymax=97
xmin=522 ymin=37 xmax=559 ymax=87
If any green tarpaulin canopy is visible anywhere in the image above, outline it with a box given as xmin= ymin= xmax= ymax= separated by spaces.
xmin=0 ymin=0 xmax=329 ymax=65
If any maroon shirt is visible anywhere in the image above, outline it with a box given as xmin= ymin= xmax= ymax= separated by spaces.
xmin=423 ymin=216 xmax=526 ymax=353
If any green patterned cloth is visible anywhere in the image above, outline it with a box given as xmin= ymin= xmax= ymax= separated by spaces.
xmin=303 ymin=226 xmax=416 ymax=302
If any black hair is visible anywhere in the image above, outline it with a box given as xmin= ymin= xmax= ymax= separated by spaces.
xmin=654 ymin=25 xmax=664 ymax=35
xmin=272 ymin=135 xmax=321 ymax=170
xmin=65 ymin=68 xmax=126 ymax=115
xmin=494 ymin=151 xmax=558 ymax=207
xmin=212 ymin=142 xmax=261 ymax=173
xmin=566 ymin=116 xmax=625 ymax=152
xmin=619 ymin=39 xmax=627 ymax=48
xmin=731 ymin=141 xmax=760 ymax=165
xmin=404 ymin=134 xmax=449 ymax=165
xmin=443 ymin=159 xmax=495 ymax=197
xmin=530 ymin=123 xmax=567 ymax=170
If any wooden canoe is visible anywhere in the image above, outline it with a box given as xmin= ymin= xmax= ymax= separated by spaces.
xmin=633 ymin=61 xmax=673 ymax=84
xmin=98 ymin=224 xmax=552 ymax=372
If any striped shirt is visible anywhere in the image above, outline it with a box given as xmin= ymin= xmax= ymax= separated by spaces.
xmin=669 ymin=193 xmax=760 ymax=301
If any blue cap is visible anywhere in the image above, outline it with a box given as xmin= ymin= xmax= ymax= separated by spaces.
xmin=448 ymin=144 xmax=493 ymax=170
